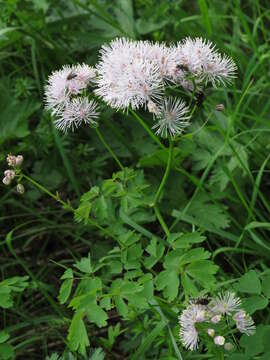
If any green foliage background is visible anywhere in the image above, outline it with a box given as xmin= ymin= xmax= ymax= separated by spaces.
xmin=0 ymin=0 xmax=270 ymax=359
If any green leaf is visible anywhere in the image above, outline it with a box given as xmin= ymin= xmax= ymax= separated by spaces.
xmin=0 ymin=332 xmax=9 ymax=344
xmin=115 ymin=296 xmax=128 ymax=318
xmin=100 ymin=297 xmax=111 ymax=311
xmin=242 ymin=295 xmax=268 ymax=314
xmin=67 ymin=310 xmax=89 ymax=355
xmin=145 ymin=238 xmax=165 ymax=267
xmin=0 ymin=276 xmax=29 ymax=309
xmin=240 ymin=325 xmax=266 ymax=357
xmin=173 ymin=193 xmax=230 ymax=231
xmin=167 ymin=232 xmax=206 ymax=249
xmin=156 ymin=270 xmax=179 ymax=301
xmin=74 ymin=254 xmax=92 ymax=274
xmin=58 ymin=269 xmax=73 ymax=305
xmin=235 ymin=270 xmax=261 ymax=294
xmin=86 ymin=304 xmax=108 ymax=328
xmin=108 ymin=261 xmax=122 ymax=274
xmin=181 ymin=273 xmax=199 ymax=296
xmin=74 ymin=187 xmax=100 ymax=223
xmin=0 ymin=343 xmax=14 ymax=360
xmin=185 ymin=260 xmax=218 ymax=288
xmin=178 ymin=248 xmax=211 ymax=266
xmin=90 ymin=348 xmax=106 ymax=360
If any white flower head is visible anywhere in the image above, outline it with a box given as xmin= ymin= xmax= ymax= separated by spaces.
xmin=207 ymin=328 xmax=215 ymax=337
xmin=45 ymin=64 xmax=95 ymax=115
xmin=233 ymin=310 xmax=256 ymax=336
xmin=179 ymin=303 xmax=206 ymax=351
xmin=138 ymin=41 xmax=178 ymax=83
xmin=74 ymin=63 xmax=96 ymax=85
xmin=152 ymin=97 xmax=190 ymax=138
xmin=54 ymin=97 xmax=99 ymax=132
xmin=94 ymin=38 xmax=164 ymax=110
xmin=210 ymin=292 xmax=241 ymax=315
xmin=174 ymin=37 xmax=237 ymax=87
xmin=45 ymin=65 xmax=74 ymax=114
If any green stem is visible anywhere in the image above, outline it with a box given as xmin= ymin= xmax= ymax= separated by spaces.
xmin=154 ymin=206 xmax=170 ymax=237
xmin=130 ymin=109 xmax=166 ymax=150
xmin=22 ymin=174 xmax=72 ymax=210
xmin=95 ymin=127 xmax=124 ymax=170
xmin=22 ymin=173 xmax=120 ymax=244
xmin=152 ymin=139 xmax=174 ymax=206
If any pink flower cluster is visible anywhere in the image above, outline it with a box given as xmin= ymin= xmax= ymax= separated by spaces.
xmin=45 ymin=37 xmax=236 ymax=136
xmin=179 ymin=292 xmax=255 ymax=351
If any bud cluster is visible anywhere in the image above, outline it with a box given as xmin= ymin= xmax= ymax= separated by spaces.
xmin=2 ymin=154 xmax=24 ymax=194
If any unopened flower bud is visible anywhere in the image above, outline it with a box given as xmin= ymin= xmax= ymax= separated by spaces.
xmin=16 ymin=184 xmax=24 ymax=194
xmin=211 ymin=314 xmax=221 ymax=323
xmin=214 ymin=336 xmax=225 ymax=346
xmin=224 ymin=342 xmax=233 ymax=351
xmin=4 ymin=170 xmax=15 ymax=180
xmin=7 ymin=154 xmax=16 ymax=167
xmin=216 ymin=104 xmax=225 ymax=111
xmin=2 ymin=176 xmax=11 ymax=185
xmin=207 ymin=328 xmax=215 ymax=337
xmin=15 ymin=155 xmax=23 ymax=166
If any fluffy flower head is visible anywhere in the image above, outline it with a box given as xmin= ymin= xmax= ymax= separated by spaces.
xmin=94 ymin=38 xmax=164 ymax=110
xmin=210 ymin=292 xmax=241 ymax=315
xmin=45 ymin=64 xmax=95 ymax=115
xmin=233 ymin=310 xmax=256 ymax=336
xmin=54 ymin=97 xmax=99 ymax=132
xmin=174 ymin=37 xmax=237 ymax=87
xmin=179 ymin=303 xmax=206 ymax=350
xmin=152 ymin=97 xmax=190 ymax=138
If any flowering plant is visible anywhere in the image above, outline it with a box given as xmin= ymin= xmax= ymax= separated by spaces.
xmin=3 ymin=35 xmax=267 ymax=360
